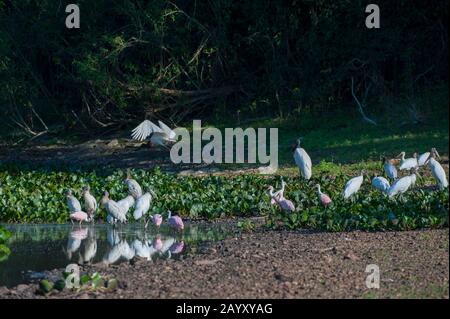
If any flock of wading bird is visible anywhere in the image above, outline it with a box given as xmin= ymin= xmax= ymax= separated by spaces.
xmin=65 ymin=136 xmax=448 ymax=224
xmin=267 ymin=140 xmax=448 ymax=213
xmin=65 ymin=170 xmax=183 ymax=230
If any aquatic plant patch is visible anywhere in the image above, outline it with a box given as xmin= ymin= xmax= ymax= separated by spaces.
xmin=0 ymin=167 xmax=448 ymax=231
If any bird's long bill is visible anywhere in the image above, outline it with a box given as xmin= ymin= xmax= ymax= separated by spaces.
xmin=425 ymin=153 xmax=433 ymax=164
xmin=434 ymin=149 xmax=441 ymax=160
xmin=396 ymin=153 xmax=403 ymax=158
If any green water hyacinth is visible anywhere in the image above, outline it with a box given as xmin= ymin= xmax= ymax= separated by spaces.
xmin=0 ymin=166 xmax=448 ymax=231
xmin=0 ymin=225 xmax=12 ymax=262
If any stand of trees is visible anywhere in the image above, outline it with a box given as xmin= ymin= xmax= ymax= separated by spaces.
xmin=0 ymin=0 xmax=448 ymax=137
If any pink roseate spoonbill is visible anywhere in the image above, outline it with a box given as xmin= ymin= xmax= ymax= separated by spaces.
xmin=81 ymin=186 xmax=97 ymax=220
xmin=131 ymin=119 xmax=177 ymax=148
xmin=383 ymin=157 xmax=397 ymax=181
xmin=64 ymin=227 xmax=88 ymax=259
xmin=268 ymin=186 xmax=283 ymax=205
xmin=65 ymin=189 xmax=82 ymax=213
xmin=267 ymin=186 xmax=295 ymax=212
xmin=167 ymin=210 xmax=184 ymax=231
xmin=397 ymin=152 xmax=418 ymax=171
xmin=145 ymin=214 xmax=163 ymax=229
xmin=371 ymin=175 xmax=390 ymax=194
xmin=342 ymin=171 xmax=365 ymax=201
xmin=123 ymin=169 xmax=143 ymax=199
xmin=170 ymin=241 xmax=185 ymax=254
xmin=292 ymin=138 xmax=312 ymax=180
xmin=425 ymin=148 xmax=448 ymax=190
xmin=69 ymin=211 xmax=91 ymax=225
xmin=167 ymin=241 xmax=185 ymax=259
xmin=315 ymin=184 xmax=332 ymax=207
xmin=101 ymin=191 xmax=127 ymax=225
xmin=267 ymin=180 xmax=285 ymax=206
xmin=152 ymin=235 xmax=163 ymax=251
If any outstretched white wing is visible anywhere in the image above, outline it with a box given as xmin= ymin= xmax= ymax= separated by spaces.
xmin=131 ymin=120 xmax=163 ymax=141
xmin=158 ymin=120 xmax=176 ymax=140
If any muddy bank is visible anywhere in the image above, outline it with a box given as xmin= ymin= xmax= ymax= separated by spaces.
xmin=1 ymin=226 xmax=448 ymax=299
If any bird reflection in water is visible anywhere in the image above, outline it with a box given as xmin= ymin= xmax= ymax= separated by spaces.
xmin=61 ymin=226 xmax=185 ymax=266
xmin=63 ymin=227 xmax=88 ymax=260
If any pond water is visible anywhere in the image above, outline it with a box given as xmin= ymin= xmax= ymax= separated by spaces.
xmin=0 ymin=223 xmax=229 ymax=288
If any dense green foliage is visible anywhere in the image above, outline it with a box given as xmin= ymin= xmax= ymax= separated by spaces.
xmin=0 ymin=167 xmax=448 ymax=231
xmin=0 ymin=225 xmax=11 ymax=262
xmin=0 ymin=1 xmax=448 ymax=137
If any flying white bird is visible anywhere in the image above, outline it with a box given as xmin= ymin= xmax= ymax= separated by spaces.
xmin=372 ymin=175 xmax=390 ymax=194
xmin=292 ymin=138 xmax=312 ymax=180
xmin=343 ymin=172 xmax=364 ymax=200
xmin=383 ymin=157 xmax=397 ymax=181
xmin=426 ymin=148 xmax=448 ymax=190
xmin=397 ymin=152 xmax=418 ymax=171
xmin=131 ymin=119 xmax=177 ymax=147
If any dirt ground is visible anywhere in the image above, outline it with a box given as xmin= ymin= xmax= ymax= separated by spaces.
xmin=1 ymin=138 xmax=448 ymax=178
xmin=1 ymin=223 xmax=448 ymax=299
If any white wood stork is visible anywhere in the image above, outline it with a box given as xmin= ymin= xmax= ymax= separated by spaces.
xmin=426 ymin=148 xmax=448 ymax=190
xmin=133 ymin=190 xmax=156 ymax=221
xmin=343 ymin=171 xmax=365 ymax=200
xmin=387 ymin=173 xmax=415 ymax=199
xmin=81 ymin=186 xmax=97 ymax=220
xmin=123 ymin=170 xmax=143 ymax=199
xmin=292 ymin=138 xmax=312 ymax=180
xmin=131 ymin=119 xmax=177 ymax=147
xmin=372 ymin=175 xmax=390 ymax=194
xmin=101 ymin=191 xmax=127 ymax=224
xmin=383 ymin=157 xmax=397 ymax=181
xmin=418 ymin=151 xmax=431 ymax=167
xmin=65 ymin=189 xmax=82 ymax=213
xmin=117 ymin=195 xmax=135 ymax=214
xmin=397 ymin=152 xmax=418 ymax=171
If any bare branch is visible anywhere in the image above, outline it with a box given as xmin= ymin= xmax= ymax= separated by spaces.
xmin=351 ymin=77 xmax=377 ymax=126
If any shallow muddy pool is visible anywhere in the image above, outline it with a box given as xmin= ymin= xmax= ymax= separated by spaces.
xmin=0 ymin=223 xmax=229 ymax=288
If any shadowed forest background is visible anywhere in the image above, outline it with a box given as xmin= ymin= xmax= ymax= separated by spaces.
xmin=0 ymin=0 xmax=448 ymax=142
